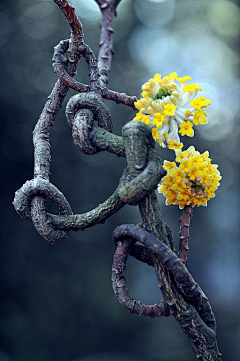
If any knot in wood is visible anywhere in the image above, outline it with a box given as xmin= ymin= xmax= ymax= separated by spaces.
xmin=13 ymin=177 xmax=72 ymax=243
xmin=66 ymin=92 xmax=112 ymax=155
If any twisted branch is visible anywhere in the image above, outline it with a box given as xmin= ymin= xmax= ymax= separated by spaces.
xmin=49 ymin=121 xmax=165 ymax=231
xmin=52 ymin=38 xmax=137 ymax=108
xmin=13 ymin=1 xmax=222 ymax=359
xmin=112 ymin=224 xmax=222 ymax=360
xmin=112 ymin=238 xmax=170 ymax=317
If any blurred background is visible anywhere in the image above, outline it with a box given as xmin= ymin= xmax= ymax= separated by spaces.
xmin=0 ymin=0 xmax=239 ymax=360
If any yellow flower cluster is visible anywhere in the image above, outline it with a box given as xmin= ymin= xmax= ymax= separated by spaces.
xmin=134 ymin=73 xmax=211 ymax=149
xmin=158 ymin=146 xmax=221 ymax=208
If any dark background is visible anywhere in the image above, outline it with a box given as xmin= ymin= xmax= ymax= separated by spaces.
xmin=0 ymin=1 xmax=239 ymax=360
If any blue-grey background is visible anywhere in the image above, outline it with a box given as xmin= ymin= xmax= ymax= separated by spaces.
xmin=0 ymin=0 xmax=239 ymax=360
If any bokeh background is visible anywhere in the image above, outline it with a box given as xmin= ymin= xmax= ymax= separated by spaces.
xmin=0 ymin=0 xmax=239 ymax=360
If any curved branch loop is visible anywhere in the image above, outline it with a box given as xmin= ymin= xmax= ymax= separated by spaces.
xmin=112 ymin=238 xmax=170 ymax=317
xmin=66 ymin=92 xmax=112 ymax=155
xmin=66 ymin=92 xmax=112 ymax=130
xmin=52 ymin=40 xmax=137 ymax=108
xmin=13 ymin=178 xmax=72 ymax=243
xmin=50 ymin=121 xmax=165 ymax=232
xmin=113 ymin=224 xmax=217 ymax=333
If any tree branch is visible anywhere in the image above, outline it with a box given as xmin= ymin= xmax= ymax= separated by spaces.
xmin=13 ymin=0 xmax=83 ymax=242
xmin=178 ymin=205 xmax=193 ymax=263
xmin=52 ymin=39 xmax=137 ymax=108
xmin=113 ymin=224 xmax=222 ymax=361
xmin=95 ymin=0 xmax=122 ymax=86
xmin=53 ymin=0 xmax=84 ymax=48
xmin=112 ymin=238 xmax=170 ymax=317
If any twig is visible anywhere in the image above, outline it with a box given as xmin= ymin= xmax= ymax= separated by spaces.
xmin=178 ymin=205 xmax=193 ymax=264
xmin=52 ymin=39 xmax=137 ymax=108
xmin=95 ymin=0 xmax=122 ymax=86
xmin=49 ymin=189 xmax=125 ymax=231
xmin=53 ymin=0 xmax=84 ymax=49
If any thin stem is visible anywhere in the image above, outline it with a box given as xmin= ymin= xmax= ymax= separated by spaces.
xmin=178 ymin=205 xmax=193 ymax=264
xmin=53 ymin=0 xmax=84 ymax=47
xmin=96 ymin=0 xmax=122 ymax=86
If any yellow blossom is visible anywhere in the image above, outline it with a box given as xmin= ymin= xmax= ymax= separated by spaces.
xmin=175 ymin=149 xmax=188 ymax=163
xmin=163 ymin=161 xmax=176 ymax=172
xmin=134 ymin=72 xmax=210 ymax=148
xmin=177 ymin=76 xmax=192 ymax=83
xmin=190 ymin=97 xmax=211 ymax=110
xmin=152 ymin=128 xmax=160 ymax=140
xmin=185 ymin=109 xmax=191 ymax=118
xmin=163 ymin=104 xmax=176 ymax=116
xmin=193 ymin=110 xmax=208 ymax=125
xmin=158 ymin=146 xmax=221 ymax=208
xmin=183 ymin=83 xmax=203 ymax=92
xmin=179 ymin=121 xmax=194 ymax=137
xmin=167 ymin=140 xmax=183 ymax=150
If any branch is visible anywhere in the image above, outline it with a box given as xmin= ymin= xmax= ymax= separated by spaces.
xmin=13 ymin=0 xmax=83 ymax=242
xmin=95 ymin=0 xmax=122 ymax=86
xmin=122 ymin=120 xmax=168 ymax=243
xmin=178 ymin=205 xmax=193 ymax=263
xmin=49 ymin=121 xmax=165 ymax=232
xmin=13 ymin=178 xmax=73 ymax=243
xmin=49 ymin=188 xmax=124 ymax=231
xmin=53 ymin=0 xmax=84 ymax=48
xmin=113 ymin=224 xmax=222 ymax=361
xmin=52 ymin=39 xmax=137 ymax=108
xmin=112 ymin=238 xmax=170 ymax=317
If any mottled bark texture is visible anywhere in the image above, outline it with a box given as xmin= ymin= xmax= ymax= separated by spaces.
xmin=13 ymin=0 xmax=222 ymax=359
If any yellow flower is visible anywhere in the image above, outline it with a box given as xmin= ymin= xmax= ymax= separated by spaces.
xmin=193 ymin=110 xmax=208 ymax=125
xmin=183 ymin=83 xmax=203 ymax=92
xmin=158 ymin=146 xmax=221 ymax=208
xmin=190 ymin=97 xmax=211 ymax=110
xmin=152 ymin=127 xmax=160 ymax=140
xmin=163 ymin=161 xmax=176 ymax=172
xmin=188 ymin=168 xmax=199 ymax=180
xmin=179 ymin=121 xmax=194 ymax=137
xmin=163 ymin=104 xmax=176 ymax=116
xmin=175 ymin=149 xmax=188 ymax=162
xmin=167 ymin=140 xmax=183 ymax=150
xmin=177 ymin=75 xmax=192 ymax=83
xmin=134 ymin=73 xmax=210 ymax=149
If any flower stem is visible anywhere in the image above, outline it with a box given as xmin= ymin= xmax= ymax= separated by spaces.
xmin=178 ymin=205 xmax=193 ymax=264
